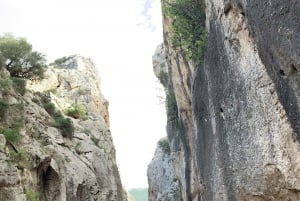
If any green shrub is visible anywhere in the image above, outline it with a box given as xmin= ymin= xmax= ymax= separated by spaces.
xmin=52 ymin=56 xmax=72 ymax=66
xmin=42 ymin=98 xmax=74 ymax=139
xmin=37 ymin=92 xmax=51 ymax=104
xmin=0 ymin=78 xmax=12 ymax=94
xmin=162 ymin=0 xmax=207 ymax=66
xmin=31 ymin=97 xmax=39 ymax=104
xmin=166 ymin=91 xmax=178 ymax=123
xmin=158 ymin=69 xmax=168 ymax=86
xmin=54 ymin=114 xmax=74 ymax=139
xmin=158 ymin=138 xmax=171 ymax=154
xmin=26 ymin=190 xmax=39 ymax=201
xmin=0 ymin=100 xmax=9 ymax=118
xmin=0 ymin=127 xmax=21 ymax=143
xmin=12 ymin=77 xmax=26 ymax=95
xmin=65 ymin=104 xmax=87 ymax=119
xmin=43 ymin=102 xmax=56 ymax=116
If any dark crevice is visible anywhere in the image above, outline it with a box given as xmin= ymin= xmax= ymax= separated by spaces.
xmin=279 ymin=69 xmax=285 ymax=76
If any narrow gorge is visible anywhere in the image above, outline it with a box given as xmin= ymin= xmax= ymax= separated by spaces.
xmin=148 ymin=0 xmax=300 ymax=201
xmin=1 ymin=0 xmax=300 ymax=201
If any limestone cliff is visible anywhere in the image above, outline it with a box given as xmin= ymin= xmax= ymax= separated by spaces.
xmin=0 ymin=55 xmax=127 ymax=201
xmin=149 ymin=0 xmax=300 ymax=200
xmin=147 ymin=137 xmax=182 ymax=201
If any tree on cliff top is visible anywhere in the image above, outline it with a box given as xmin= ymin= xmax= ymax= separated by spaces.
xmin=162 ymin=0 xmax=207 ymax=66
xmin=0 ymin=34 xmax=46 ymax=79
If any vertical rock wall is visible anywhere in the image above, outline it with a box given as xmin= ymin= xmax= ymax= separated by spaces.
xmin=148 ymin=138 xmax=182 ymax=201
xmin=149 ymin=0 xmax=300 ymax=200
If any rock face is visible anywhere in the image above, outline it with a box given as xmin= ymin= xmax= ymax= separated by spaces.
xmin=149 ymin=0 xmax=300 ymax=200
xmin=0 ymin=55 xmax=127 ymax=201
xmin=147 ymin=138 xmax=182 ymax=201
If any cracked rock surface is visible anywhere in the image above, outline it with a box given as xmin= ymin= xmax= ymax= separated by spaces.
xmin=0 ymin=55 xmax=127 ymax=201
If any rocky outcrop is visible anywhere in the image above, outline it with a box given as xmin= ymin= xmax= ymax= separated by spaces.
xmin=149 ymin=0 xmax=300 ymax=200
xmin=151 ymin=41 xmax=200 ymax=201
xmin=147 ymin=138 xmax=182 ymax=201
xmin=0 ymin=55 xmax=127 ymax=201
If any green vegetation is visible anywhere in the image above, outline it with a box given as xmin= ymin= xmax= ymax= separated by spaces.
xmin=0 ymin=100 xmax=9 ymax=118
xmin=0 ymin=33 xmax=46 ymax=79
xmin=158 ymin=138 xmax=171 ymax=154
xmin=162 ymin=0 xmax=207 ymax=66
xmin=0 ymin=78 xmax=12 ymax=95
xmin=54 ymin=111 xmax=74 ymax=139
xmin=0 ymin=127 xmax=20 ymax=143
xmin=43 ymin=102 xmax=56 ymax=116
xmin=52 ymin=56 xmax=72 ymax=67
xmin=26 ymin=190 xmax=39 ymax=201
xmin=42 ymin=97 xmax=74 ymax=139
xmin=65 ymin=103 xmax=87 ymax=119
xmin=31 ymin=97 xmax=39 ymax=104
xmin=166 ymin=91 xmax=179 ymax=123
xmin=0 ymin=120 xmax=23 ymax=144
xmin=12 ymin=77 xmax=26 ymax=95
xmin=157 ymin=68 xmax=168 ymax=86
xmin=129 ymin=188 xmax=148 ymax=201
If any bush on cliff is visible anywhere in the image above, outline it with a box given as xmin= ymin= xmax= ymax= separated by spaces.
xmin=162 ymin=0 xmax=207 ymax=66
xmin=0 ymin=124 xmax=22 ymax=144
xmin=65 ymin=103 xmax=87 ymax=119
xmin=166 ymin=91 xmax=179 ymax=123
xmin=42 ymin=97 xmax=74 ymax=139
xmin=43 ymin=102 xmax=56 ymax=116
xmin=54 ymin=112 xmax=74 ymax=139
xmin=158 ymin=138 xmax=171 ymax=154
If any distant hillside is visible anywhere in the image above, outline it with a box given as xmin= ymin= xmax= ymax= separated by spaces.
xmin=129 ymin=188 xmax=148 ymax=201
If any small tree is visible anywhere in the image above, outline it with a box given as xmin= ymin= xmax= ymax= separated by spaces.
xmin=0 ymin=34 xmax=46 ymax=79
xmin=65 ymin=104 xmax=87 ymax=119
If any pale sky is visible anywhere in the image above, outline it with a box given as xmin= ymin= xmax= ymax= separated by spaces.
xmin=0 ymin=0 xmax=166 ymax=189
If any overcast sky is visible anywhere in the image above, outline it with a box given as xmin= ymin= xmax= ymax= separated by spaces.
xmin=0 ymin=0 xmax=166 ymax=189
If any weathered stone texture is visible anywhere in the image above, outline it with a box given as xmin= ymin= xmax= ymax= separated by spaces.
xmin=150 ymin=0 xmax=300 ymax=200
xmin=148 ymin=138 xmax=182 ymax=201
xmin=0 ymin=55 xmax=126 ymax=201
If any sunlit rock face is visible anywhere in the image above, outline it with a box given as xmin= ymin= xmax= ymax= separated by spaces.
xmin=151 ymin=41 xmax=201 ymax=201
xmin=147 ymin=138 xmax=182 ymax=201
xmin=150 ymin=0 xmax=300 ymax=200
xmin=0 ymin=56 xmax=127 ymax=201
